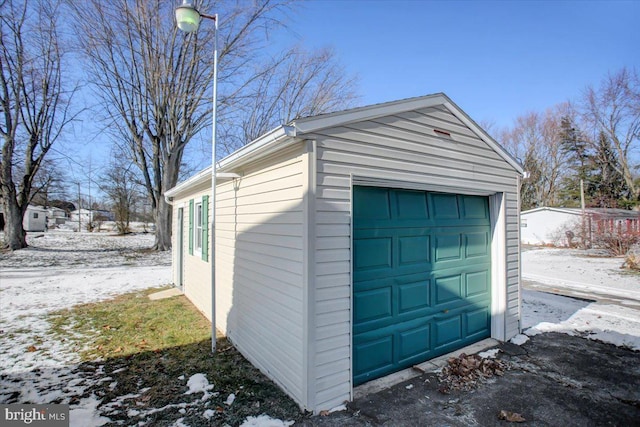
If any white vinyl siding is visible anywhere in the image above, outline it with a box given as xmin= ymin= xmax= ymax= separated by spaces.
xmin=216 ymin=143 xmax=307 ymax=406
xmin=172 ymin=186 xmax=213 ymax=321
xmin=309 ymin=105 xmax=521 ymax=411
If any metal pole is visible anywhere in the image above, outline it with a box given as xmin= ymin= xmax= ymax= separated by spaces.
xmin=580 ymin=179 xmax=586 ymax=247
xmin=77 ymin=182 xmax=81 ymax=232
xmin=210 ymin=14 xmax=218 ymax=353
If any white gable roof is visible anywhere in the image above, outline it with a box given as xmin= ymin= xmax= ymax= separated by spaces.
xmin=166 ymin=93 xmax=523 ymax=198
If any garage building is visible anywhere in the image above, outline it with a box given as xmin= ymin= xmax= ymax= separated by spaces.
xmin=164 ymin=93 xmax=524 ymax=413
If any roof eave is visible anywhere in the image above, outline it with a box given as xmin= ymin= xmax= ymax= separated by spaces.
xmin=165 ymin=126 xmax=297 ymax=198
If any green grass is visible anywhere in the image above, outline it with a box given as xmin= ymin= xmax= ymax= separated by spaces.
xmin=49 ymin=288 xmax=307 ymax=426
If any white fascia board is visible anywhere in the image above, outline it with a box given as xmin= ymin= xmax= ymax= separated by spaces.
xmin=165 ymin=167 xmax=212 ymax=198
xmin=165 ymin=126 xmax=294 ymax=198
xmin=217 ymin=126 xmax=290 ymax=170
xmin=164 ymin=168 xmax=241 ymax=199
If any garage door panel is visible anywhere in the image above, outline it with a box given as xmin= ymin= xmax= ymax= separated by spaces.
xmin=354 ymin=237 xmax=392 ymax=271
xmin=461 ymin=195 xmax=490 ymax=219
xmin=398 ymin=235 xmax=431 ymax=265
xmin=434 ymin=314 xmax=463 ymax=348
xmin=465 ymin=232 xmax=490 ymax=258
xmin=434 ymin=274 xmax=463 ymax=305
xmin=398 ymin=323 xmax=431 ymax=362
xmin=466 ymin=270 xmax=490 ymax=298
xmin=434 ymin=234 xmax=462 ymax=262
xmin=353 ymin=335 xmax=394 ymax=380
xmin=353 ymin=187 xmax=491 ymax=385
xmin=466 ymin=306 xmax=490 ymax=337
xmin=431 ymin=193 xmax=460 ymax=220
xmin=353 ymin=187 xmax=391 ymax=221
xmin=398 ymin=280 xmax=431 ymax=314
xmin=394 ymin=190 xmax=429 ymax=220
xmin=354 ymin=287 xmax=393 ymax=324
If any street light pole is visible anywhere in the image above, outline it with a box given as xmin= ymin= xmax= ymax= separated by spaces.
xmin=175 ymin=1 xmax=219 ymax=353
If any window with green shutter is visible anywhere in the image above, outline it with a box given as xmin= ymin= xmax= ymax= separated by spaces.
xmin=188 ymin=199 xmax=194 ymax=255
xmin=202 ymin=195 xmax=209 ymax=261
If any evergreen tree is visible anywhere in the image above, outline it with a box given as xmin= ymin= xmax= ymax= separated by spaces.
xmin=591 ymin=132 xmax=629 ymax=208
xmin=557 ymin=116 xmax=591 ymax=206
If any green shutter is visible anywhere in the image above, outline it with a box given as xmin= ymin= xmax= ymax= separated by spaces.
xmin=202 ymin=195 xmax=209 ymax=261
xmin=188 ymin=199 xmax=194 ymax=255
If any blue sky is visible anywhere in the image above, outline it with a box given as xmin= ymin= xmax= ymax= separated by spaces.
xmin=66 ymin=0 xmax=639 ymax=200
xmin=280 ymin=0 xmax=639 ymax=130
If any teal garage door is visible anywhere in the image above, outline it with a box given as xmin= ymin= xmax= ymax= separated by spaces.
xmin=353 ymin=186 xmax=491 ymax=385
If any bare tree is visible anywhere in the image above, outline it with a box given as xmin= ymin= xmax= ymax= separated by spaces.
xmin=29 ymin=158 xmax=69 ymax=207
xmin=221 ymin=45 xmax=359 ymax=153
xmin=0 ymin=0 xmax=76 ymax=250
xmin=71 ymin=0 xmax=358 ymax=251
xmin=580 ymin=67 xmax=640 ymax=201
xmin=500 ymin=105 xmax=572 ymax=209
xmin=69 ymin=0 xmax=295 ymax=251
xmin=100 ymin=154 xmax=140 ymax=235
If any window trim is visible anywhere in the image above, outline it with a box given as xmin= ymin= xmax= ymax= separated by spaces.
xmin=194 ymin=201 xmax=203 ymax=255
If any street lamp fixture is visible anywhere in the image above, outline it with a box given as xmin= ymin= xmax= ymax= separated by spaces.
xmin=175 ymin=1 xmax=218 ymax=33
xmin=175 ymin=0 xmax=219 ymax=353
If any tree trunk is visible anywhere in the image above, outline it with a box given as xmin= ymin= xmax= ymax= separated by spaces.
xmin=153 ymin=196 xmax=172 ymax=251
xmin=3 ymin=202 xmax=27 ymax=250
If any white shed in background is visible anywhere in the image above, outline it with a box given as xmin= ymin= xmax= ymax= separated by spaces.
xmin=521 ymin=206 xmax=640 ymax=246
xmin=23 ymin=205 xmax=47 ymax=232
xmin=165 ymin=93 xmax=524 ymax=413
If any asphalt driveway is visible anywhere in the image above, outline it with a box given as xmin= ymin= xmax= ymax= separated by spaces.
xmin=299 ymin=332 xmax=640 ymax=426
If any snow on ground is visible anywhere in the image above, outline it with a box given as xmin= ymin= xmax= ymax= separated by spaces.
xmin=0 ymin=230 xmax=296 ymax=427
xmin=0 ymin=231 xmax=170 ymax=374
xmin=522 ymin=247 xmax=640 ymax=302
xmin=0 ymin=230 xmax=171 ymax=426
xmin=240 ymin=415 xmax=294 ymax=427
xmin=521 ymin=247 xmax=640 ymax=351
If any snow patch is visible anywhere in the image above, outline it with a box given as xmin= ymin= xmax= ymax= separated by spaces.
xmin=240 ymin=415 xmax=295 ymax=427
xmin=329 ymin=404 xmax=347 ymax=413
xmin=173 ymin=418 xmax=190 ymax=427
xmin=478 ymin=348 xmax=500 ymax=359
xmin=510 ymin=334 xmax=530 ymax=345
xmin=524 ymin=304 xmax=640 ymax=350
xmin=185 ymin=373 xmax=214 ymax=395
xmin=69 ymin=395 xmax=111 ymax=427
xmin=225 ymin=393 xmax=236 ymax=406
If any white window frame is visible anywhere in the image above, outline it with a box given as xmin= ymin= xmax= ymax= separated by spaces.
xmin=194 ymin=201 xmax=203 ymax=255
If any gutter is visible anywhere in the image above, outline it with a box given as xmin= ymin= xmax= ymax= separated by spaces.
xmin=165 ymin=124 xmax=297 ymax=198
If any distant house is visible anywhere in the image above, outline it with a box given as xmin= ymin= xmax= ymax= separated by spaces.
xmin=47 ymin=207 xmax=68 ymax=226
xmin=69 ymin=209 xmax=114 ymax=224
xmin=23 ymin=205 xmax=47 ymax=232
xmin=520 ymin=207 xmax=640 ymax=246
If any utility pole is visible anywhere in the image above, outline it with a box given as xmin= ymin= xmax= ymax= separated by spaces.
xmin=77 ymin=182 xmax=81 ymax=232
xmin=580 ymin=179 xmax=586 ymax=247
